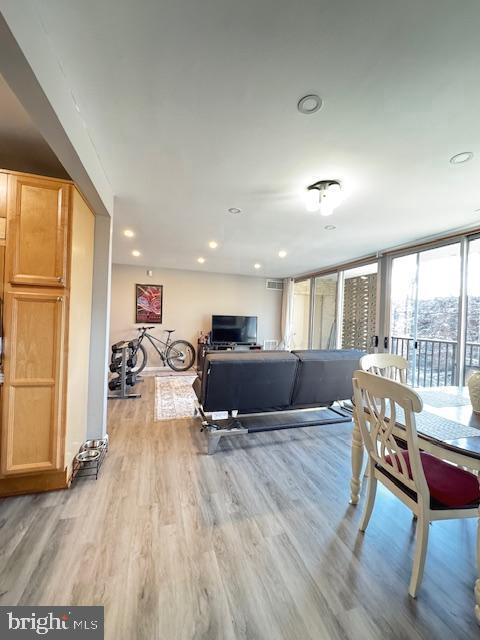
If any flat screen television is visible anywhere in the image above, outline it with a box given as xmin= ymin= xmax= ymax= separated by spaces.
xmin=211 ymin=315 xmax=258 ymax=345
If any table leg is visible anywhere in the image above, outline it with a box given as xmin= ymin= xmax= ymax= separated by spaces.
xmin=350 ymin=412 xmax=364 ymax=505
xmin=475 ymin=507 xmax=480 ymax=624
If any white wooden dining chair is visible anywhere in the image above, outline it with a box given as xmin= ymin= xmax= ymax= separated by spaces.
xmin=360 ymin=353 xmax=408 ymax=383
xmin=355 ymin=353 xmax=409 ymax=483
xmin=352 ymin=370 xmax=480 ymax=598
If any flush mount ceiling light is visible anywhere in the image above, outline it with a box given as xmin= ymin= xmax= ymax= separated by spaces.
xmin=197 ymin=257 xmax=205 ymax=264
xmin=228 ymin=207 xmax=241 ymax=214
xmin=254 ymin=263 xmax=261 ymax=269
xmin=124 ymin=229 xmax=135 ymax=238
xmin=132 ymin=250 xmax=141 ymax=257
xmin=305 ymin=180 xmax=344 ymax=216
xmin=297 ymin=94 xmax=323 ymax=115
xmin=324 ymin=224 xmax=336 ymax=231
xmin=450 ymin=151 xmax=474 ymax=164
xmin=208 ymin=241 xmax=218 ymax=249
xmin=278 ymin=250 xmax=287 ymax=258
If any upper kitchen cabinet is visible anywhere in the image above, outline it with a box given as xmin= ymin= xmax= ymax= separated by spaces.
xmin=5 ymin=172 xmax=69 ymax=288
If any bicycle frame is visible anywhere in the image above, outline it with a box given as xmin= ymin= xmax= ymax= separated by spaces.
xmin=136 ymin=329 xmax=185 ymax=365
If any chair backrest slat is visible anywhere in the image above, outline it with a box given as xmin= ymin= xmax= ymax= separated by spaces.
xmin=360 ymin=353 xmax=408 ymax=384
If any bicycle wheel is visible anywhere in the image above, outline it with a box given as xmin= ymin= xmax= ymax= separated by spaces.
xmin=131 ymin=343 xmax=148 ymax=374
xmin=166 ymin=340 xmax=196 ymax=371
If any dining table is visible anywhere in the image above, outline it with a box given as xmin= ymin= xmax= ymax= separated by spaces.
xmin=348 ymin=385 xmax=480 ymax=623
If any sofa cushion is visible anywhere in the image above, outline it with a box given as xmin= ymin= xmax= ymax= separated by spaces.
xmin=200 ymin=351 xmax=299 ymax=413
xmin=291 ymin=349 xmax=364 ymax=408
xmin=384 ymin=450 xmax=480 ymax=508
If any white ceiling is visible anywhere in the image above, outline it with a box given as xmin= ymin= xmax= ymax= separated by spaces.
xmin=20 ymin=0 xmax=480 ymax=277
xmin=0 ymin=73 xmax=68 ymax=179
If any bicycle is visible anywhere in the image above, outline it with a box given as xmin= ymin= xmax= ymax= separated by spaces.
xmin=129 ymin=327 xmax=196 ymax=373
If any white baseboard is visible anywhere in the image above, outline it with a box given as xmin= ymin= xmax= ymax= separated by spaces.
xmin=144 ymin=366 xmax=196 ymax=377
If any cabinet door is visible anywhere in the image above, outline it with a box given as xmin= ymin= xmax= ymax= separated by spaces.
xmin=7 ymin=174 xmax=69 ymax=287
xmin=1 ymin=290 xmax=66 ymax=475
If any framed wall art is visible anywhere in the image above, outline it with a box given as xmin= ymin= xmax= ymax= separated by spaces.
xmin=135 ymin=284 xmax=163 ymax=323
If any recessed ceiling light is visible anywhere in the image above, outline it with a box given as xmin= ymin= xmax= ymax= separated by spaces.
xmin=208 ymin=241 xmax=218 ymax=249
xmin=124 ymin=229 xmax=135 ymax=238
xmin=450 ymin=151 xmax=474 ymax=164
xmin=254 ymin=263 xmax=261 ymax=269
xmin=132 ymin=250 xmax=141 ymax=257
xmin=228 ymin=207 xmax=241 ymax=214
xmin=324 ymin=224 xmax=336 ymax=231
xmin=297 ymin=94 xmax=323 ymax=115
xmin=278 ymin=250 xmax=287 ymax=258
xmin=197 ymin=257 xmax=205 ymax=264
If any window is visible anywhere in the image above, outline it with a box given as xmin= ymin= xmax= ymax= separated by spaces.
xmin=389 ymin=242 xmax=461 ymax=386
xmin=293 ymin=262 xmax=378 ymax=352
xmin=295 ymin=231 xmax=480 ymax=389
xmin=312 ymin=274 xmax=337 ymax=349
xmin=465 ymin=238 xmax=480 ymax=383
xmin=292 ymin=280 xmax=311 ymax=349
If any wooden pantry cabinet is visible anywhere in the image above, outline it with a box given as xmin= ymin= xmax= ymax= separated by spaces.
xmin=6 ymin=173 xmax=69 ymax=287
xmin=0 ymin=169 xmax=95 ymax=496
xmin=2 ymin=289 xmax=67 ymax=475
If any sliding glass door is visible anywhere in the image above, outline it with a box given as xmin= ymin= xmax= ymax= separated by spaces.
xmin=292 ymin=261 xmax=379 ymax=351
xmin=465 ymin=237 xmax=480 ymax=383
xmin=292 ymin=232 xmax=480 ymax=388
xmin=389 ymin=243 xmax=461 ymax=386
xmin=390 ymin=253 xmax=417 ymax=380
xmin=292 ymin=280 xmax=311 ymax=349
xmin=311 ymin=274 xmax=337 ymax=349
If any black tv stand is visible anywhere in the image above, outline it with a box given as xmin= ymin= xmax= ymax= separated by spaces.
xmin=196 ymin=342 xmax=262 ymax=371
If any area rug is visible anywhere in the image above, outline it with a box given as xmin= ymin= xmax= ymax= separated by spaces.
xmin=154 ymin=375 xmax=197 ymax=421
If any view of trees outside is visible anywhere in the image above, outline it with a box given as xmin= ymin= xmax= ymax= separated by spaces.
xmin=390 ymin=242 xmax=480 ymax=386
xmin=390 ymin=253 xmax=416 ymax=340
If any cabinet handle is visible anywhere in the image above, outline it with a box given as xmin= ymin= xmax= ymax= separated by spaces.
xmin=56 ymin=297 xmax=62 ymax=302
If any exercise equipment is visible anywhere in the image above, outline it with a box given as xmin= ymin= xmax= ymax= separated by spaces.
xmin=108 ymin=341 xmax=141 ymax=400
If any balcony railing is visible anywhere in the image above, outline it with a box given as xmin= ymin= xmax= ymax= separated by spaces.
xmin=391 ymin=336 xmax=480 ymax=387
xmin=466 ymin=341 xmax=480 ymax=371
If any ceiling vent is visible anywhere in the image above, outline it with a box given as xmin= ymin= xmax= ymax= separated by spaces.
xmin=266 ymin=279 xmax=283 ymax=291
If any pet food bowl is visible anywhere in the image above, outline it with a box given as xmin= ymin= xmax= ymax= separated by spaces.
xmin=82 ymin=439 xmax=107 ymax=451
xmin=76 ymin=449 xmax=101 ymax=463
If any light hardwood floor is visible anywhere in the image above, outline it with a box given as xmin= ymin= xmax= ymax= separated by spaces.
xmin=0 ymin=377 xmax=478 ymax=639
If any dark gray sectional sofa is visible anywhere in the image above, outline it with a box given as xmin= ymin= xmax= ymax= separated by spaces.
xmin=193 ymin=349 xmax=364 ymax=453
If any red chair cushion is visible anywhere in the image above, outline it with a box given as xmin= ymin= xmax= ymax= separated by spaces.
xmin=384 ymin=450 xmax=480 ymax=508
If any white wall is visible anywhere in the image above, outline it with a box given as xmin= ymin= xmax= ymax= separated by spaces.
xmin=87 ymin=215 xmax=112 ymax=438
xmin=110 ymin=264 xmax=282 ymax=366
xmin=65 ymin=189 xmax=94 ymax=463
